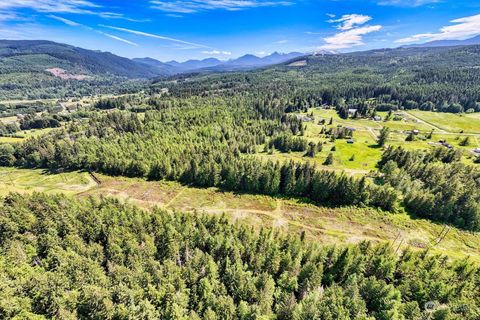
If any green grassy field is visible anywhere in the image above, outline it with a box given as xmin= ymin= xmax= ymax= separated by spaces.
xmin=260 ymin=108 xmax=479 ymax=172
xmin=1 ymin=166 xmax=479 ymax=262
xmin=0 ymin=127 xmax=59 ymax=143
xmin=0 ymin=167 xmax=95 ymax=196
xmin=407 ymin=110 xmax=480 ymax=134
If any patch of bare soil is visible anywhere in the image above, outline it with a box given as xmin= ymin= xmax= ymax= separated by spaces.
xmin=46 ymin=68 xmax=91 ymax=80
xmin=287 ymin=60 xmax=307 ymax=67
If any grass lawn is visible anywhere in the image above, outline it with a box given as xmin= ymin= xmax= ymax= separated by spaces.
xmin=0 ymin=167 xmax=94 ymax=196
xmin=408 ymin=110 xmax=480 ymax=134
xmin=289 ymin=108 xmax=480 ymax=168
xmin=0 ymin=127 xmax=58 ymax=144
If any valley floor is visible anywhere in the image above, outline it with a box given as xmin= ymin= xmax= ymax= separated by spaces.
xmin=1 ymin=166 xmax=479 ymax=263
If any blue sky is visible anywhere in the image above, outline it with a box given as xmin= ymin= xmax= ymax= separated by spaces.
xmin=0 ymin=0 xmax=479 ymax=61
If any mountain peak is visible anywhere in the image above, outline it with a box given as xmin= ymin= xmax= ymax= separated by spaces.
xmin=402 ymin=35 xmax=480 ymax=48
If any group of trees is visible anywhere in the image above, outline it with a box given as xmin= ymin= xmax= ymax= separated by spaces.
xmin=0 ymin=96 xmax=396 ymax=211
xmin=0 ymin=101 xmax=57 ymax=118
xmin=0 ymin=122 xmax=19 ymax=136
xmin=268 ymin=134 xmax=308 ymax=153
xmin=1 ymin=193 xmax=479 ymax=319
xmin=379 ymin=147 xmax=480 ymax=231
xmin=0 ymin=114 xmax=70 ymax=137
xmin=19 ymin=114 xmax=66 ymax=130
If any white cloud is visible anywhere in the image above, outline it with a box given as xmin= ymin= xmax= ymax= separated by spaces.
xmin=274 ymin=39 xmax=288 ymax=44
xmin=0 ymin=0 xmax=141 ymax=22
xmin=97 ymin=12 xmax=150 ymax=22
xmin=0 ymin=0 xmax=99 ymax=14
xmin=320 ymin=25 xmax=382 ymax=50
xmin=44 ymin=15 xmax=139 ymax=46
xmin=319 ymin=13 xmax=382 ymax=50
xmin=396 ymin=14 xmax=480 ymax=43
xmin=202 ymin=50 xmax=232 ymax=55
xmin=47 ymin=14 xmax=81 ymax=26
xmin=329 ymin=14 xmax=372 ymax=31
xmin=0 ymin=11 xmax=21 ymax=21
xmin=166 ymin=13 xmax=184 ymax=18
xmin=101 ymin=25 xmax=212 ymax=49
xmin=150 ymin=0 xmax=293 ymax=14
xmin=97 ymin=31 xmax=138 ymax=46
xmin=378 ymin=0 xmax=441 ymax=7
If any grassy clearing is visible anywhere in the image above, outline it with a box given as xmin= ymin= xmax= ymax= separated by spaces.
xmin=0 ymin=167 xmax=94 ymax=196
xmin=0 ymin=128 xmax=59 ymax=144
xmin=270 ymin=108 xmax=479 ymax=170
xmin=1 ymin=167 xmax=479 ymax=262
xmin=408 ymin=110 xmax=480 ymax=134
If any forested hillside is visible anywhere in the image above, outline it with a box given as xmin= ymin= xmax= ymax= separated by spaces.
xmin=0 ymin=40 xmax=157 ymax=100
xmin=1 ymin=193 xmax=479 ymax=319
xmin=159 ymin=45 xmax=480 ymax=114
xmin=0 ymin=40 xmax=163 ymax=78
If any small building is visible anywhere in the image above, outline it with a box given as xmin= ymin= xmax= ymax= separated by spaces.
xmin=345 ymin=126 xmax=357 ymax=132
xmin=348 ymin=109 xmax=358 ymax=116
xmin=373 ymin=116 xmax=382 ymax=121
xmin=412 ymin=129 xmax=419 ymax=135
xmin=347 ymin=139 xmax=354 ymax=144
xmin=473 ymin=148 xmax=480 ymax=154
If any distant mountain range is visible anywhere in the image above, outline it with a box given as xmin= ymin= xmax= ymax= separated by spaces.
xmin=0 ymin=40 xmax=305 ymax=79
xmin=3 ymin=36 xmax=480 ymax=81
xmin=134 ymin=51 xmax=305 ymax=74
xmin=402 ymin=35 xmax=480 ymax=48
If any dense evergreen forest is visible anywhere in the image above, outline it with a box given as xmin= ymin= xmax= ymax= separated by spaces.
xmin=1 ymin=42 xmax=480 ymax=320
xmin=1 ymin=193 xmax=479 ymax=319
xmin=156 ymin=45 xmax=480 ymax=114
xmin=1 ymin=96 xmax=397 ymax=212
xmin=379 ymin=147 xmax=480 ymax=231
xmin=1 ymin=93 xmax=479 ymax=230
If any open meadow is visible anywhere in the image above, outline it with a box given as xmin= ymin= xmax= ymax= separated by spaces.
xmin=258 ymin=108 xmax=480 ymax=172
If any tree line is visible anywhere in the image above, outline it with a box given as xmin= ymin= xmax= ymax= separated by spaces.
xmin=379 ymin=147 xmax=480 ymax=231
xmin=0 ymin=193 xmax=478 ymax=319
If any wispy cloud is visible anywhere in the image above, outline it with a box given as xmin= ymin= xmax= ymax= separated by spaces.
xmin=0 ymin=0 xmax=142 ymax=22
xmin=97 ymin=12 xmax=150 ymax=22
xmin=378 ymin=0 xmax=441 ymax=7
xmin=202 ymin=50 xmax=232 ymax=55
xmin=47 ymin=14 xmax=81 ymax=26
xmin=328 ymin=14 xmax=373 ymax=31
xmin=0 ymin=11 xmax=21 ymax=21
xmin=396 ymin=14 xmax=480 ymax=43
xmin=150 ymin=0 xmax=293 ymax=14
xmin=101 ymin=25 xmax=213 ymax=49
xmin=319 ymin=14 xmax=382 ymax=50
xmin=46 ymin=15 xmax=138 ymax=46
xmin=274 ymin=39 xmax=288 ymax=44
xmin=98 ymin=31 xmax=138 ymax=46
xmin=0 ymin=0 xmax=100 ymax=14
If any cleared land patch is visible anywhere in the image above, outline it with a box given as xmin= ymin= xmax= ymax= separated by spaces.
xmin=1 ymin=167 xmax=479 ymax=262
